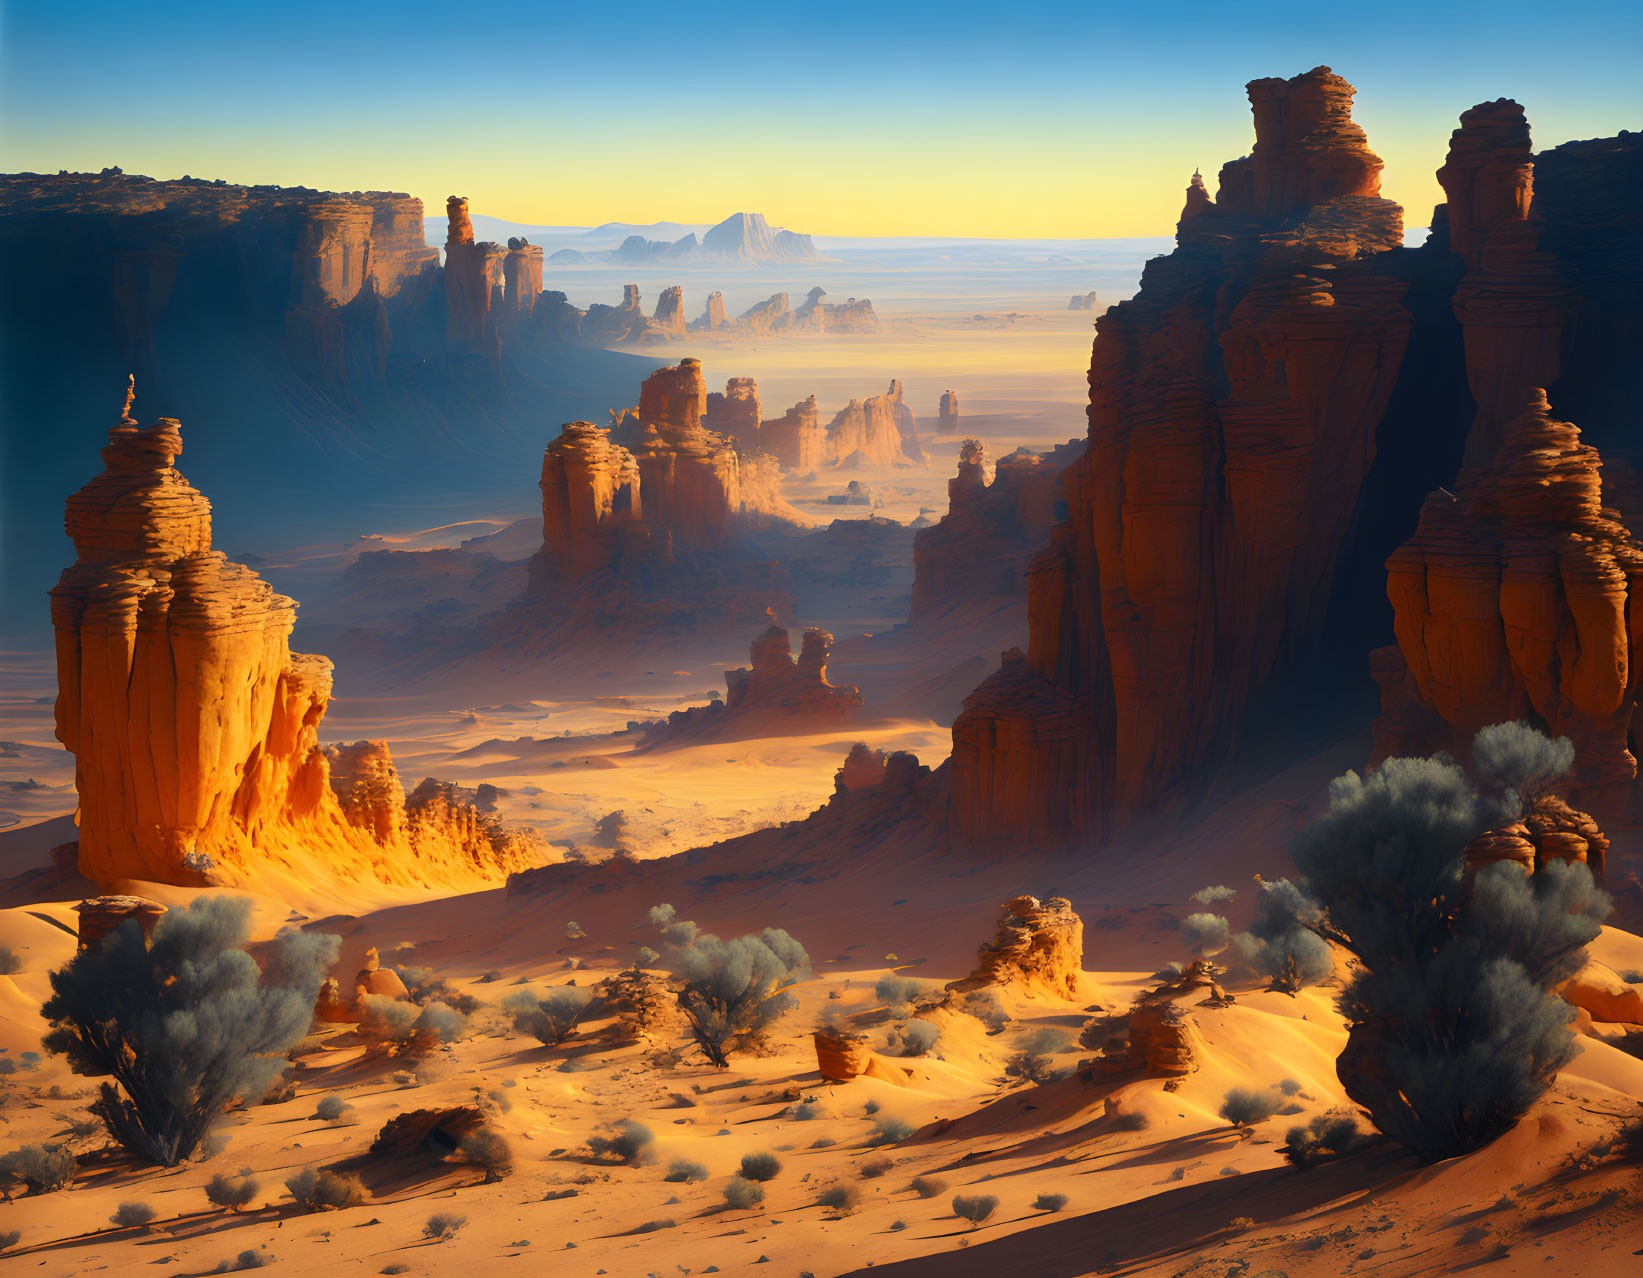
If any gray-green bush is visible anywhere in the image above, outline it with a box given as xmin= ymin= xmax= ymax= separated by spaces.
xmin=952 ymin=1193 xmax=998 ymax=1226
xmin=1219 ymin=1087 xmax=1279 ymax=1127
xmin=1283 ymin=1112 xmax=1369 ymax=1168
xmin=898 ymin=1019 xmax=939 ymax=1057
xmin=503 ymin=986 xmax=592 ymax=1046
xmin=909 ymin=1174 xmax=946 ymax=1198
xmin=205 ymin=1171 xmax=260 ymax=1211
xmin=41 ymin=898 xmax=338 ymax=1166
xmin=1033 ymin=1192 xmax=1068 ymax=1212
xmin=0 ymin=1142 xmax=74 ymax=1195
xmin=587 ymin=1119 xmax=654 ymax=1164
xmin=664 ymin=1159 xmax=708 ymax=1183
xmin=1180 ymin=912 xmax=1230 ymax=957
xmin=423 ymin=1212 xmax=467 ymax=1239
xmin=739 ymin=1151 xmax=782 ymax=1182
xmin=1234 ymin=878 xmax=1334 ymax=994
xmin=723 ymin=1175 xmax=764 ymax=1209
xmin=664 ymin=926 xmax=809 ymax=1067
xmin=314 ymin=1095 xmax=350 ymax=1122
xmin=285 ymin=1167 xmax=367 ymax=1212
xmin=111 ymin=1201 xmax=155 ymax=1228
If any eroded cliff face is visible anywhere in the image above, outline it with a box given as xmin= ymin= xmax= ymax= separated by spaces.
xmin=759 ymin=396 xmax=824 ymax=472
xmin=50 ymin=386 xmax=540 ymax=889
xmin=538 ymin=420 xmax=651 ymax=580
xmin=1372 ymin=389 xmax=1643 ymax=809
xmin=910 ymin=437 xmax=1083 ymax=625
xmin=826 ymin=379 xmax=925 ymax=467
xmin=949 ymin=67 xmax=1413 ymax=851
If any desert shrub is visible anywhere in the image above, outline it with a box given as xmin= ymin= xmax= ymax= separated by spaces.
xmin=40 ymin=897 xmax=338 ymax=1166
xmin=723 ymin=1175 xmax=765 ymax=1209
xmin=664 ymin=1159 xmax=709 ymax=1182
xmin=564 ymin=921 xmax=586 ymax=940
xmin=587 ymin=1119 xmax=654 ymax=1164
xmin=423 ymin=1212 xmax=467 ymax=1240
xmin=661 ymin=919 xmax=698 ymax=948
xmin=284 ymin=1166 xmax=367 ymax=1212
xmin=0 ymin=1229 xmax=18 ymax=1251
xmin=664 ymin=927 xmax=809 ymax=1068
xmin=1112 ymin=1110 xmax=1149 ymax=1132
xmin=0 ymin=946 xmax=21 ymax=974
xmin=459 ymin=1127 xmax=514 ymax=1182
xmin=869 ymin=1118 xmax=914 ymax=1145
xmin=859 ymin=1156 xmax=895 ymax=1178
xmin=1034 ymin=1192 xmax=1068 ymax=1212
xmin=875 ymin=975 xmax=922 ymax=1007
xmin=739 ymin=1151 xmax=783 ymax=1182
xmin=1219 ymin=1087 xmax=1280 ymax=1128
xmin=1005 ymin=1028 xmax=1070 ymax=1085
xmin=1290 ymin=728 xmax=1609 ymax=1162
xmin=633 ymin=1218 xmax=676 ymax=1232
xmin=390 ymin=967 xmax=481 ymax=1016
xmin=793 ymin=1101 xmax=821 ymax=1120
xmin=863 ymin=1098 xmax=880 ymax=1116
xmin=952 ymin=1193 xmax=998 ymax=1226
xmin=0 ymin=1142 xmax=75 ymax=1194
xmin=1180 ymin=912 xmax=1230 ymax=957
xmin=504 ymin=985 xmax=592 ymax=1046
xmin=817 ymin=1184 xmax=860 ymax=1212
xmin=214 ymin=1250 xmax=273 ymax=1272
xmin=897 ymin=1019 xmax=939 ymax=1057
xmin=360 ymin=995 xmax=466 ymax=1055
xmin=314 ymin=1095 xmax=350 ymax=1122
xmin=1233 ymin=878 xmax=1334 ymax=994
xmin=909 ymin=1174 xmax=947 ymax=1198
xmin=111 ymin=1201 xmax=155 ymax=1228
xmin=205 ymin=1171 xmax=260 ymax=1211
xmin=1283 ymin=1112 xmax=1370 ymax=1168
xmin=1279 ymin=1077 xmax=1303 ymax=1096
xmin=1193 ymin=886 xmax=1237 ymax=906
xmin=957 ymin=989 xmax=1008 ymax=1032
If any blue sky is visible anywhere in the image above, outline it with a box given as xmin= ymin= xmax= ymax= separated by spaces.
xmin=2 ymin=0 xmax=1638 ymax=236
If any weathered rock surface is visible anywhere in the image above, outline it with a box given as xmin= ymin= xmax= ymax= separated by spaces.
xmin=443 ymin=196 xmax=506 ymax=359
xmin=949 ymin=67 xmax=1413 ymax=851
xmin=937 ymin=390 xmax=960 ymax=435
xmin=826 ymin=380 xmax=924 ymax=467
xmin=50 ymin=386 xmax=541 ymax=887
xmin=760 ymin=396 xmax=824 ymax=472
xmin=911 ymin=438 xmax=1082 ymax=625
xmin=1372 ymin=390 xmax=1643 ymax=809
xmin=703 ymin=377 xmax=761 ymax=451
xmin=1463 ymin=794 xmax=1610 ymax=879
xmin=950 ymin=895 xmax=1084 ymax=1000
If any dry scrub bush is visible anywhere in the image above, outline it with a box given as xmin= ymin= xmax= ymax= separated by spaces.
xmin=953 ymin=1193 xmax=998 ymax=1226
xmin=285 ymin=1167 xmax=367 ymax=1212
xmin=0 ymin=1142 xmax=75 ymax=1195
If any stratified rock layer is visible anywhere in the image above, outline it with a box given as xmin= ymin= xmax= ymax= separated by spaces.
xmin=1372 ymin=390 xmax=1643 ymax=808
xmin=826 ymin=380 xmax=924 ymax=467
xmin=951 ymin=895 xmax=1084 ymax=1000
xmin=950 ymin=67 xmax=1412 ymax=850
xmin=50 ymin=387 xmax=539 ymax=887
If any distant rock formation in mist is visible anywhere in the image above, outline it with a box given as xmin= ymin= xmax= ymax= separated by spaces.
xmin=1067 ymin=290 xmax=1098 ymax=310
xmin=641 ymin=615 xmax=863 ymax=746
xmin=937 ymin=390 xmax=960 ymax=435
xmin=541 ymin=283 xmax=879 ymax=345
xmin=824 ymin=379 xmax=924 ymax=467
xmin=582 ymin=211 xmax=819 ymax=264
xmin=49 ymin=383 xmax=541 ymax=888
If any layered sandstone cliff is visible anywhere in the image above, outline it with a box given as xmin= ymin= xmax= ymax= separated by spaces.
xmin=1371 ymin=389 xmax=1643 ymax=809
xmin=910 ymin=438 xmax=1082 ymax=625
xmin=50 ymin=384 xmax=540 ymax=888
xmin=826 ymin=380 xmax=925 ymax=467
xmin=443 ymin=196 xmax=507 ymax=359
xmin=949 ymin=67 xmax=1412 ymax=850
xmin=759 ymin=396 xmax=824 ymax=472
xmin=937 ymin=390 xmax=960 ymax=435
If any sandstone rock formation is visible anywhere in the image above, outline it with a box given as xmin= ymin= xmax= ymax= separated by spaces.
xmin=500 ymin=237 xmax=543 ymax=330
xmin=911 ymin=438 xmax=1082 ymax=625
xmin=1372 ymin=390 xmax=1643 ymax=809
xmin=759 ymin=396 xmax=824 ymax=472
xmin=949 ymin=67 xmax=1413 ymax=851
xmin=700 ymin=291 xmax=728 ymax=330
xmin=703 ymin=377 xmax=761 ymax=451
xmin=651 ymin=285 xmax=687 ymax=337
xmin=1463 ymin=794 xmax=1610 ymax=879
xmin=538 ymin=420 xmax=650 ymax=579
xmin=950 ymin=896 xmax=1084 ymax=1000
xmin=937 ymin=390 xmax=960 ymax=435
xmin=813 ymin=1025 xmax=916 ymax=1086
xmin=49 ymin=385 xmax=541 ymax=888
xmin=73 ymin=895 xmax=167 ymax=949
xmin=443 ymin=196 xmax=506 ymax=359
xmin=1067 ymin=291 xmax=1099 ymax=311
xmin=825 ymin=380 xmax=925 ymax=467
xmin=643 ymin=616 xmax=863 ymax=745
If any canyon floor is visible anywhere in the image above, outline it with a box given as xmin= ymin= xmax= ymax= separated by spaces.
xmin=2 ymin=300 xmax=1642 ymax=1275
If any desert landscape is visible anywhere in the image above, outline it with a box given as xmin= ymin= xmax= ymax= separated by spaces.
xmin=2 ymin=7 xmax=1642 ymax=1276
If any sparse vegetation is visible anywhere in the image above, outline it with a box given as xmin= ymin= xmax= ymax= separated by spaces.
xmin=423 ymin=1212 xmax=467 ymax=1240
xmin=459 ymin=1127 xmax=515 ymax=1182
xmin=1290 ymin=724 xmax=1609 ymax=1162
xmin=875 ymin=974 xmax=923 ymax=1007
xmin=0 ymin=1142 xmax=75 ymax=1194
xmin=739 ymin=1151 xmax=783 ymax=1182
xmin=952 ymin=1193 xmax=999 ymax=1226
xmin=0 ymin=947 xmax=21 ymax=974
xmin=40 ymin=897 xmax=338 ymax=1166
xmin=1233 ymin=879 xmax=1334 ymax=994
xmin=869 ymin=1118 xmax=914 ymax=1145
xmin=723 ymin=1175 xmax=765 ymax=1209
xmin=1112 ymin=1110 xmax=1150 ymax=1132
xmin=663 ymin=925 xmax=809 ymax=1068
xmin=818 ymin=1184 xmax=860 ymax=1212
xmin=587 ymin=1119 xmax=654 ymax=1164
xmin=1283 ymin=1112 xmax=1370 ymax=1168
xmin=0 ymin=1230 xmax=19 ymax=1252
xmin=664 ymin=1159 xmax=709 ymax=1183
xmin=860 ymin=1156 xmax=895 ymax=1178
xmin=1034 ymin=1192 xmax=1068 ymax=1212
xmin=214 ymin=1249 xmax=274 ymax=1272
xmin=359 ymin=995 xmax=466 ymax=1055
xmin=504 ymin=985 xmax=592 ymax=1046
xmin=314 ymin=1095 xmax=351 ymax=1123
xmin=205 ymin=1171 xmax=260 ymax=1211
xmin=284 ymin=1166 xmax=368 ymax=1212
xmin=909 ymin=1175 xmax=947 ymax=1198
xmin=1219 ymin=1087 xmax=1280 ymax=1128
xmin=1180 ymin=912 xmax=1230 ymax=957
xmin=897 ymin=1019 xmax=939 ymax=1057
xmin=1005 ymin=1028 xmax=1071 ymax=1085
xmin=957 ymin=989 xmax=1008 ymax=1032
xmin=111 ymin=1201 xmax=155 ymax=1228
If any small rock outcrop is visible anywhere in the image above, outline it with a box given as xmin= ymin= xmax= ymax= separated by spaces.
xmin=937 ymin=390 xmax=960 ymax=435
xmin=1463 ymin=794 xmax=1610 ymax=879
xmin=950 ymin=896 xmax=1084 ymax=1000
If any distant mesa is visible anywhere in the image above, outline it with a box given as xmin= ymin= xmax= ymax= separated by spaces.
xmin=539 ymin=282 xmax=878 ymax=345
xmin=1067 ymin=290 xmax=1099 ymax=310
xmin=574 ymin=211 xmax=820 ymax=264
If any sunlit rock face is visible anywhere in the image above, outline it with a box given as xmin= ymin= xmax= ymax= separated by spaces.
xmin=1373 ymin=389 xmax=1643 ymax=810
xmin=950 ymin=67 xmax=1414 ymax=851
xmin=443 ymin=195 xmax=506 ymax=359
xmin=825 ymin=379 xmax=924 ymax=467
xmin=50 ymin=385 xmax=539 ymax=888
